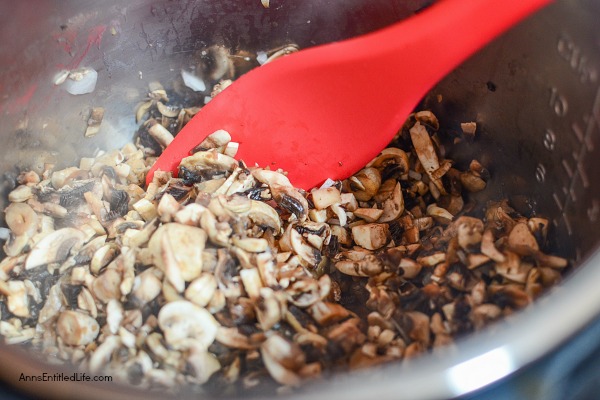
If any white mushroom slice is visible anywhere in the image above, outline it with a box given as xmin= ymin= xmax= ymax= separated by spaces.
xmin=351 ymin=223 xmax=389 ymax=250
xmin=330 ymin=203 xmax=348 ymax=227
xmin=200 ymin=210 xmax=230 ymax=247
xmin=240 ymin=267 xmax=263 ymax=299
xmin=185 ymin=273 xmax=217 ymax=307
xmin=74 ymin=235 xmax=107 ymax=265
xmin=5 ymin=202 xmax=38 ymax=236
xmin=90 ymin=243 xmax=119 ymax=275
xmin=256 ymin=251 xmax=279 ymax=288
xmin=409 ymin=121 xmax=439 ymax=174
xmin=426 ymin=204 xmax=454 ymax=221
xmin=367 ymin=147 xmax=410 ymax=175
xmin=132 ymin=268 xmax=162 ymax=304
xmin=43 ymin=202 xmax=68 ymax=218
xmin=335 ymin=253 xmax=383 ymax=277
xmin=309 ymin=301 xmax=352 ymax=326
xmin=147 ymin=119 xmax=174 ymax=147
xmin=92 ymin=268 xmax=122 ymax=303
xmin=232 ymin=237 xmax=269 ymax=253
xmin=213 ymin=168 xmax=242 ymax=196
xmin=528 ymin=217 xmax=549 ymax=242
xmin=106 ymin=299 xmax=124 ymax=334
xmin=224 ymin=141 xmax=239 ymax=157
xmin=118 ymin=326 xmax=136 ymax=349
xmin=149 ymin=223 xmax=207 ymax=292
xmin=38 ymin=283 xmax=65 ymax=324
xmin=56 ymin=310 xmax=100 ymax=346
xmin=186 ymin=347 xmax=221 ymax=384
xmin=174 ymin=203 xmax=207 ymax=226
xmin=207 ymin=289 xmax=226 ymax=314
xmin=260 ymin=334 xmax=303 ymax=386
xmin=378 ymin=182 xmax=404 ymax=223
xmin=456 ymin=216 xmax=484 ymax=250
xmin=460 ymin=171 xmax=487 ymax=192
xmin=496 ymin=251 xmax=532 ymax=283
xmin=6 ymin=281 xmax=30 ymax=318
xmin=4 ymin=328 xmax=35 ymax=345
xmin=311 ymin=187 xmax=341 ymax=210
xmin=51 ymin=167 xmax=81 ymax=189
xmin=417 ymin=252 xmax=446 ymax=267
xmin=255 ymin=287 xmax=286 ymax=331
xmin=508 ymin=222 xmax=539 ymax=253
xmin=216 ymin=326 xmax=257 ymax=349
xmin=349 ymin=167 xmax=381 ymax=201
xmin=180 ymin=150 xmax=237 ymax=172
xmin=398 ymin=258 xmax=422 ymax=279
xmin=70 ymin=266 xmax=88 ymax=285
xmin=481 ymin=230 xmax=506 ymax=262
xmin=535 ymin=252 xmax=568 ymax=269
xmin=354 ymin=208 xmax=384 ymax=222
xmin=88 ymin=335 xmax=121 ymax=373
xmin=157 ymin=300 xmax=219 ymax=350
xmin=468 ymin=254 xmax=491 ymax=270
xmin=290 ymin=228 xmax=321 ymax=266
xmin=132 ymin=198 xmax=157 ymax=221
xmin=330 ymin=225 xmax=352 ymax=246
xmin=77 ymin=287 xmax=98 ymax=318
xmin=340 ymin=192 xmax=359 ymax=211
xmin=4 ymin=232 xmax=29 ymax=257
xmin=25 ymin=228 xmax=85 ymax=270
xmin=247 ymin=200 xmax=282 ymax=232
xmin=155 ymin=101 xmax=179 ymax=118
xmin=196 ymin=129 xmax=232 ymax=151
xmin=251 ymin=168 xmax=292 ymax=188
xmin=308 ymin=209 xmax=328 ymax=223
xmin=415 ymin=110 xmax=440 ymax=129
xmin=157 ymin=193 xmax=181 ymax=221
xmin=8 ymin=185 xmax=33 ymax=203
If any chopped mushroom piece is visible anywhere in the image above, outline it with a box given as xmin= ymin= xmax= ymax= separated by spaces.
xmin=0 ymin=66 xmax=571 ymax=397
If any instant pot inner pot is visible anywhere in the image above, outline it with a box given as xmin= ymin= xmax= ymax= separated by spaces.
xmin=0 ymin=0 xmax=599 ymax=399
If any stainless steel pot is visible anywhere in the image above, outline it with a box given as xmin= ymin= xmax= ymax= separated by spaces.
xmin=1 ymin=0 xmax=599 ymax=399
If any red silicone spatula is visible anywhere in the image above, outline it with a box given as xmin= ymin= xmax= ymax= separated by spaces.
xmin=147 ymin=0 xmax=551 ymax=190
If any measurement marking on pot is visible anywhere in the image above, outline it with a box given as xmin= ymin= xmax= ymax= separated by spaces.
xmin=543 ymin=128 xmax=557 ymax=151
xmin=557 ymin=34 xmax=599 ymax=84
xmin=588 ymin=199 xmax=600 ymax=222
xmin=551 ymin=84 xmax=600 ymax=235
xmin=549 ymin=87 xmax=568 ymax=117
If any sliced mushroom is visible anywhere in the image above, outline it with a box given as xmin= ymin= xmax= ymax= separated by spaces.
xmin=290 ymin=228 xmax=321 ymax=267
xmin=348 ymin=167 xmax=381 ymax=201
xmin=260 ymin=334 xmax=304 ymax=386
xmin=56 ymin=310 xmax=100 ymax=346
xmin=180 ymin=150 xmax=237 ymax=173
xmin=351 ymin=223 xmax=389 ymax=250
xmin=508 ymin=222 xmax=539 ymax=254
xmin=455 ymin=216 xmax=484 ymax=251
xmin=185 ymin=273 xmax=217 ymax=307
xmin=157 ymin=300 xmax=219 ymax=350
xmin=148 ymin=223 xmax=207 ymax=291
xmin=311 ymin=187 xmax=342 ymax=210
xmin=25 ymin=228 xmax=86 ymax=270
xmin=378 ymin=182 xmax=404 ymax=223
xmin=8 ymin=185 xmax=34 ymax=203
xmin=481 ymin=229 xmax=506 ymax=262
xmin=5 ymin=202 xmax=38 ymax=236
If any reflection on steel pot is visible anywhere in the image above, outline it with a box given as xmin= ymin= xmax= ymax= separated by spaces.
xmin=0 ymin=0 xmax=599 ymax=399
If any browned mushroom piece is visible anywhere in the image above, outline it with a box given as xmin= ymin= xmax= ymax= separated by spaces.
xmin=0 ymin=71 xmax=570 ymax=396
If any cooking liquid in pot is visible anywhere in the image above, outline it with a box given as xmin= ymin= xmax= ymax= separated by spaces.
xmin=0 ymin=44 xmax=570 ymax=395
